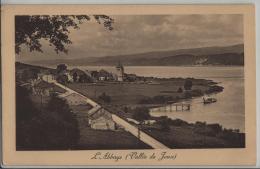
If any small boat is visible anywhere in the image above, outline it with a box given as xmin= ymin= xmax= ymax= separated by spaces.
xmin=203 ymin=97 xmax=217 ymax=104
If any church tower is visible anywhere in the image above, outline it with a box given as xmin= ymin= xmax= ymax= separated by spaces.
xmin=116 ymin=61 xmax=124 ymax=82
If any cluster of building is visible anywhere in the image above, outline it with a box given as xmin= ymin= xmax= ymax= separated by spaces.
xmin=16 ymin=61 xmax=141 ymax=87
xmin=16 ymin=62 xmax=120 ymax=131
xmin=16 ymin=62 xmax=145 ymax=131
xmin=54 ymin=62 xmax=126 ymax=84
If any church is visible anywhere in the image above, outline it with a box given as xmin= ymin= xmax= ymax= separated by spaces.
xmin=115 ymin=61 xmax=124 ymax=82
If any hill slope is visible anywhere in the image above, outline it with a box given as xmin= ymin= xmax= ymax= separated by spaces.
xmin=27 ymin=44 xmax=244 ymax=66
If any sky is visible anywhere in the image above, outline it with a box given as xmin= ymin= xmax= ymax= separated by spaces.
xmin=16 ymin=14 xmax=243 ymax=61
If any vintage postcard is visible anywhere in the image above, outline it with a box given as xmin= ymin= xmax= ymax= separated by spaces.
xmin=1 ymin=4 xmax=256 ymax=166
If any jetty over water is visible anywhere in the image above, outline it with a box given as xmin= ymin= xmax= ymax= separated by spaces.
xmin=150 ymin=103 xmax=191 ymax=112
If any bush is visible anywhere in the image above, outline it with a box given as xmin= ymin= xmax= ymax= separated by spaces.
xmin=156 ymin=117 xmax=170 ymax=131
xmin=184 ymin=79 xmax=193 ymax=90
xmin=139 ymin=95 xmax=173 ymax=104
xmin=195 ymin=121 xmax=207 ymax=127
xmin=98 ymin=92 xmax=111 ymax=104
xmin=56 ymin=74 xmax=68 ymax=84
xmin=132 ymin=107 xmax=151 ymax=122
xmin=217 ymin=129 xmax=245 ymax=147
xmin=184 ymin=91 xmax=192 ymax=99
xmin=72 ymin=72 xmax=78 ymax=82
xmin=177 ymin=87 xmax=183 ymax=93
xmin=193 ymin=122 xmax=223 ymax=137
xmin=56 ymin=64 xmax=67 ymax=74
xmin=139 ymin=97 xmax=153 ymax=104
xmin=170 ymin=118 xmax=189 ymax=126
xmin=190 ymin=89 xmax=203 ymax=97
xmin=79 ymin=74 xmax=92 ymax=83
xmin=207 ymin=123 xmax=222 ymax=133
xmin=16 ymin=86 xmax=79 ymax=150
xmin=153 ymin=95 xmax=172 ymax=104
xmin=206 ymin=85 xmax=224 ymax=94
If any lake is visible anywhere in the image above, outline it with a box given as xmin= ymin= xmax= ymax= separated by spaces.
xmin=48 ymin=65 xmax=245 ymax=132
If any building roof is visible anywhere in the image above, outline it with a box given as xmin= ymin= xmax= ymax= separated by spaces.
xmin=34 ymin=80 xmax=54 ymax=89
xmin=88 ymin=108 xmax=111 ymax=120
xmin=70 ymin=68 xmax=92 ymax=78
xmin=60 ymin=92 xmax=84 ymax=99
xmin=70 ymin=104 xmax=93 ymax=113
xmin=70 ymin=68 xmax=86 ymax=75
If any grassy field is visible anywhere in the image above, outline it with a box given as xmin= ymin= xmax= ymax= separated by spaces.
xmin=66 ymin=78 xmax=212 ymax=107
xmin=76 ymin=127 xmax=151 ymax=150
xmin=143 ymin=125 xmax=245 ymax=149
xmin=140 ymin=117 xmax=245 ymax=149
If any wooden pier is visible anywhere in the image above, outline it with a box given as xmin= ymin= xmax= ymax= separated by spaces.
xmin=151 ymin=103 xmax=191 ymax=112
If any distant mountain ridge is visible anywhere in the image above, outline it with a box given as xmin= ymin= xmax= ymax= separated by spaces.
xmin=27 ymin=44 xmax=244 ymax=66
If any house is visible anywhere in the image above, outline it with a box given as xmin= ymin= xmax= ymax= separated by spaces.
xmin=144 ymin=120 xmax=156 ymax=125
xmin=65 ymin=71 xmax=73 ymax=82
xmin=125 ymin=73 xmax=137 ymax=82
xmin=88 ymin=107 xmax=115 ymax=130
xmin=98 ymin=69 xmax=113 ymax=81
xmin=70 ymin=68 xmax=84 ymax=82
xmin=60 ymin=93 xmax=88 ymax=106
xmin=99 ymin=76 xmax=106 ymax=81
xmin=111 ymin=73 xmax=119 ymax=81
xmin=32 ymin=80 xmax=55 ymax=96
xmin=38 ymin=73 xmax=55 ymax=82
xmin=70 ymin=68 xmax=93 ymax=83
xmin=90 ymin=70 xmax=100 ymax=82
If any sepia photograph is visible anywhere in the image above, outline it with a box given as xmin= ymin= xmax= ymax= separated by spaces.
xmin=1 ymin=4 xmax=256 ymax=166
xmin=15 ymin=14 xmax=245 ymax=150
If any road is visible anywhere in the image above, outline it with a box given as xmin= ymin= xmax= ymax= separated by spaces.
xmin=112 ymin=115 xmax=169 ymax=149
xmin=53 ymin=81 xmax=100 ymax=108
xmin=46 ymin=79 xmax=169 ymax=149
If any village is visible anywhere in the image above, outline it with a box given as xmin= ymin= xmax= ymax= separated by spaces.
xmin=16 ymin=61 xmax=203 ymax=132
xmin=16 ymin=61 xmax=174 ymax=149
xmin=16 ymin=61 xmax=244 ymax=149
xmin=16 ymin=62 xmax=138 ymax=130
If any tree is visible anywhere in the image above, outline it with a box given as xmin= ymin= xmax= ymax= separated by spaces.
xmin=132 ymin=107 xmax=151 ymax=123
xmin=56 ymin=74 xmax=68 ymax=84
xmin=79 ymin=74 xmax=92 ymax=83
xmin=16 ymin=85 xmax=35 ymax=122
xmin=20 ymin=68 xmax=40 ymax=81
xmin=72 ymin=72 xmax=78 ymax=82
xmin=155 ymin=116 xmax=171 ymax=131
xmin=184 ymin=79 xmax=193 ymax=90
xmin=57 ymin=64 xmax=67 ymax=74
xmin=16 ymin=86 xmax=80 ymax=150
xmin=157 ymin=119 xmax=170 ymax=131
xmin=177 ymin=87 xmax=183 ymax=93
xmin=15 ymin=15 xmax=114 ymax=54
xmin=98 ymin=92 xmax=111 ymax=104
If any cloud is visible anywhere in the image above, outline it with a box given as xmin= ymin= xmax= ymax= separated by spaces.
xmin=18 ymin=14 xmax=243 ymax=61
